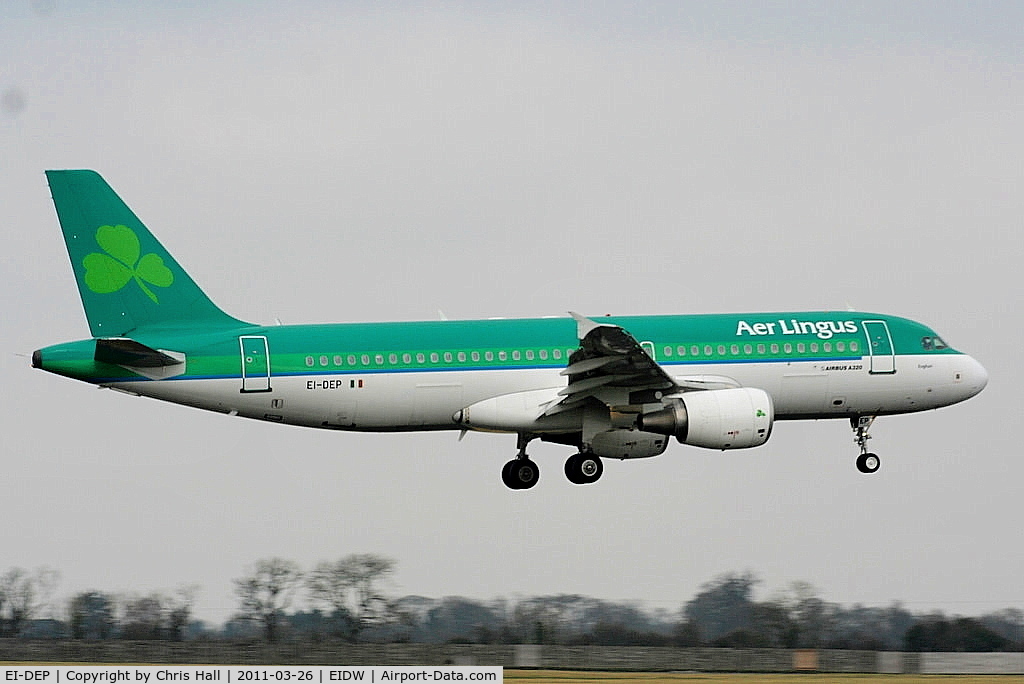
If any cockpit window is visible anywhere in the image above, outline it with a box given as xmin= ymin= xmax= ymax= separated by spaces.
xmin=922 ymin=336 xmax=949 ymax=351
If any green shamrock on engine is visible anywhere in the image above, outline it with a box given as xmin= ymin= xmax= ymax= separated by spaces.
xmin=83 ymin=224 xmax=174 ymax=304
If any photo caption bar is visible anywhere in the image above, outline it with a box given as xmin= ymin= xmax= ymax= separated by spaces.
xmin=0 ymin=667 xmax=502 ymax=684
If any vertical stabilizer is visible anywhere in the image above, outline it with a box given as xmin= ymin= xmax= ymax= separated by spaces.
xmin=46 ymin=170 xmax=248 ymax=337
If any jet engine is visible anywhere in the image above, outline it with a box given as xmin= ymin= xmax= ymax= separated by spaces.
xmin=637 ymin=387 xmax=774 ymax=449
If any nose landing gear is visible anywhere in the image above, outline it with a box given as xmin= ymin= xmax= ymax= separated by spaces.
xmin=852 ymin=416 xmax=881 ymax=474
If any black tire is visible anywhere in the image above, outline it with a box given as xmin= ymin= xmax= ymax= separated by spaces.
xmin=513 ymin=459 xmax=540 ymax=489
xmin=501 ymin=459 xmax=520 ymax=489
xmin=564 ymin=454 xmax=584 ymax=484
xmin=578 ymin=453 xmax=603 ymax=483
xmin=504 ymin=458 xmax=539 ymax=490
xmin=856 ymin=452 xmax=881 ymax=474
xmin=565 ymin=452 xmax=603 ymax=485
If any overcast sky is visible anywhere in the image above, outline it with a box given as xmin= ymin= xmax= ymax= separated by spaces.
xmin=2 ymin=1 xmax=1021 ymax=625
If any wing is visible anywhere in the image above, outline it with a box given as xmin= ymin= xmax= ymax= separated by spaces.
xmin=543 ymin=313 xmax=744 ymax=418
xmin=543 ymin=313 xmax=679 ymax=416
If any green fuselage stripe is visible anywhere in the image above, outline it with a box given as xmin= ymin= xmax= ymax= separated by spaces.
xmin=36 ymin=311 xmax=960 ymax=385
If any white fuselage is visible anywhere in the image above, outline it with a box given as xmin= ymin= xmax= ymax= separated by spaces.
xmin=109 ymin=352 xmax=987 ymax=433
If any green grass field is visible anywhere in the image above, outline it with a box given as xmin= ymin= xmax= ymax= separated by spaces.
xmin=504 ymin=672 xmax=1024 ymax=683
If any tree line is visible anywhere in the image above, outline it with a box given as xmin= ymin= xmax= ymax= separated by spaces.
xmin=2 ymin=563 xmax=1021 ymax=652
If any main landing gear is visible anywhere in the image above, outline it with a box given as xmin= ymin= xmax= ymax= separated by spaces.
xmin=502 ymin=434 xmax=540 ymax=490
xmin=565 ymin=452 xmax=603 ymax=485
xmin=501 ymin=457 xmax=540 ymax=489
xmin=501 ymin=435 xmax=605 ymax=489
xmin=852 ymin=416 xmax=881 ymax=474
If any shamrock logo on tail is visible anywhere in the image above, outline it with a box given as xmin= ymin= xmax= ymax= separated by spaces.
xmin=83 ymin=225 xmax=174 ymax=304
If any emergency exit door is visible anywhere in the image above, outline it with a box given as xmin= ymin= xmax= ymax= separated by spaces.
xmin=240 ymin=335 xmax=272 ymax=392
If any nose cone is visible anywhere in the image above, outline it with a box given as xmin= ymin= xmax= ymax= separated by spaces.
xmin=960 ymin=355 xmax=988 ymax=399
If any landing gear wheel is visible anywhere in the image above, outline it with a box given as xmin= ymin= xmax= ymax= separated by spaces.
xmin=564 ymin=452 xmax=603 ymax=485
xmin=502 ymin=458 xmax=540 ymax=490
xmin=564 ymin=455 xmax=582 ymax=484
xmin=856 ymin=452 xmax=881 ymax=474
xmin=851 ymin=416 xmax=880 ymax=474
xmin=501 ymin=460 xmax=517 ymax=488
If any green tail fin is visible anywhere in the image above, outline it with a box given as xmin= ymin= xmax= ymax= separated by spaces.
xmin=46 ymin=170 xmax=248 ymax=337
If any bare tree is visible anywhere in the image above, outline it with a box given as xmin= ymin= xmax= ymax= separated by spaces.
xmin=69 ymin=591 xmax=116 ymax=640
xmin=233 ymin=558 xmax=303 ymax=642
xmin=683 ymin=571 xmax=760 ymax=642
xmin=117 ymin=585 xmax=198 ymax=640
xmin=784 ymin=581 xmax=836 ymax=647
xmin=120 ymin=593 xmax=165 ymax=640
xmin=0 ymin=567 xmax=60 ymax=637
xmin=307 ymin=554 xmax=395 ymax=641
xmin=166 ymin=585 xmax=200 ymax=641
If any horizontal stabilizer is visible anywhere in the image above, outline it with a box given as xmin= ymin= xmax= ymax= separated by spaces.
xmin=94 ymin=338 xmax=186 ymax=380
xmin=95 ymin=338 xmax=180 ymax=367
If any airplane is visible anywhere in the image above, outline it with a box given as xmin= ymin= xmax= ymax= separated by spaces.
xmin=32 ymin=170 xmax=988 ymax=489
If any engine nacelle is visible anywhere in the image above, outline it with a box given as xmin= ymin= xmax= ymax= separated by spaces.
xmin=637 ymin=387 xmax=774 ymax=449
xmin=590 ymin=429 xmax=669 ymax=460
